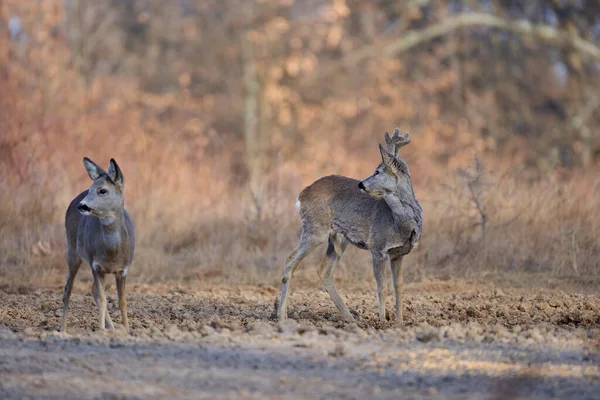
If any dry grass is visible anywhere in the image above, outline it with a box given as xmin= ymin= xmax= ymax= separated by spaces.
xmin=423 ymin=167 xmax=600 ymax=279
xmin=1 ymin=28 xmax=599 ymax=291
xmin=2 ymin=136 xmax=599 ymax=290
xmin=2 ymin=75 xmax=600 ymax=289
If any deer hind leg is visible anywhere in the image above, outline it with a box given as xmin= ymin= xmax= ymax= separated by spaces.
xmin=115 ymin=271 xmax=129 ymax=332
xmin=318 ymin=234 xmax=352 ymax=322
xmin=91 ymin=269 xmax=114 ymax=330
xmin=61 ymin=251 xmax=82 ymax=333
xmin=278 ymin=233 xmax=322 ymax=321
xmin=390 ymin=255 xmax=404 ymax=326
xmin=371 ymin=252 xmax=389 ymax=322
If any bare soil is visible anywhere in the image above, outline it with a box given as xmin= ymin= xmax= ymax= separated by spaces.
xmin=1 ymin=279 xmax=599 ymax=399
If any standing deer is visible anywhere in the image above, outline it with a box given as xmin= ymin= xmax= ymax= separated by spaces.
xmin=278 ymin=128 xmax=422 ymax=325
xmin=61 ymin=158 xmax=135 ymax=333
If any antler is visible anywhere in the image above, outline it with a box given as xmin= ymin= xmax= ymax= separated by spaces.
xmin=384 ymin=128 xmax=411 ymax=157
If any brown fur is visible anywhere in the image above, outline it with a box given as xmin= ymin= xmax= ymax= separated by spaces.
xmin=278 ymin=128 xmax=422 ymax=325
xmin=61 ymin=158 xmax=135 ymax=333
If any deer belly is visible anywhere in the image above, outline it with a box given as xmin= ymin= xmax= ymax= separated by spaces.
xmin=331 ymin=220 xmax=369 ymax=250
xmin=92 ymin=259 xmax=128 ymax=275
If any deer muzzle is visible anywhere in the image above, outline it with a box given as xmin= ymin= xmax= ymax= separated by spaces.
xmin=77 ymin=202 xmax=92 ymax=214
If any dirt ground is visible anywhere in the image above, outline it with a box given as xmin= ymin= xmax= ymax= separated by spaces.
xmin=1 ymin=279 xmax=599 ymax=399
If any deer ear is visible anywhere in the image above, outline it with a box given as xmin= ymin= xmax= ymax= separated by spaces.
xmin=83 ymin=157 xmax=106 ymax=181
xmin=379 ymin=144 xmax=396 ymax=170
xmin=379 ymin=144 xmax=408 ymax=174
xmin=108 ymin=158 xmax=124 ymax=186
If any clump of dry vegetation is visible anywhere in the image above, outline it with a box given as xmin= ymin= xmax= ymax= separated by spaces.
xmin=1 ymin=0 xmax=599 ymax=289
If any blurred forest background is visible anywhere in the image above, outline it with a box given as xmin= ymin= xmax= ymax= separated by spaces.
xmin=1 ymin=0 xmax=599 ymax=289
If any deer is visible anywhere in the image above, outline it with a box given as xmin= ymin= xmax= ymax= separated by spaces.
xmin=277 ymin=128 xmax=422 ymax=326
xmin=61 ymin=158 xmax=135 ymax=333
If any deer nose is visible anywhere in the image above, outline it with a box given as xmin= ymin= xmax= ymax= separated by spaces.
xmin=78 ymin=203 xmax=91 ymax=212
xmin=358 ymin=182 xmax=365 ymax=190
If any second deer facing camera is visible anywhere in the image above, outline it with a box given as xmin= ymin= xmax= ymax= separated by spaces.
xmin=278 ymin=128 xmax=423 ymax=326
xmin=61 ymin=157 xmax=135 ymax=334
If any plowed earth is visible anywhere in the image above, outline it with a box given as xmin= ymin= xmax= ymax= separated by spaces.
xmin=1 ymin=280 xmax=599 ymax=399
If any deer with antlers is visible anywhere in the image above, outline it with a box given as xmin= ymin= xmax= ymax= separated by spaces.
xmin=277 ymin=128 xmax=422 ymax=325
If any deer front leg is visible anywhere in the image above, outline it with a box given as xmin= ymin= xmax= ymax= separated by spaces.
xmin=91 ymin=268 xmax=113 ymax=330
xmin=116 ymin=270 xmax=129 ymax=332
xmin=371 ymin=252 xmax=388 ymax=322
xmin=390 ymin=254 xmax=404 ymax=326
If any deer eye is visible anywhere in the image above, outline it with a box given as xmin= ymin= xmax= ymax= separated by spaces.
xmin=98 ymin=188 xmax=109 ymax=195
xmin=374 ymin=170 xmax=380 ymax=176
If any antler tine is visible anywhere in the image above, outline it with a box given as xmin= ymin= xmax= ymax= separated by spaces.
xmin=384 ymin=131 xmax=392 ymax=148
xmin=383 ymin=128 xmax=411 ymax=156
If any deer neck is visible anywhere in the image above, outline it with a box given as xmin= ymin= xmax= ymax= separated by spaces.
xmin=384 ymin=189 xmax=422 ymax=230
xmin=99 ymin=209 xmax=124 ymax=253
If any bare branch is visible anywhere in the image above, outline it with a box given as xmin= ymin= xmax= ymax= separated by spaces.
xmin=465 ymin=157 xmax=487 ymax=239
xmin=311 ymin=12 xmax=600 ymax=82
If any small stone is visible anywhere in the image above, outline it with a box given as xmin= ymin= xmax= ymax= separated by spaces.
xmin=466 ymin=308 xmax=481 ymax=318
xmin=324 ymin=313 xmax=339 ymax=322
xmin=536 ymin=303 xmax=548 ymax=312
xmin=344 ymin=323 xmax=363 ymax=334
xmin=416 ymin=329 xmax=441 ymax=343
xmin=329 ymin=343 xmax=346 ymax=357
xmin=492 ymin=325 xmax=511 ymax=339
xmin=296 ymin=325 xmax=316 ymax=335
xmin=445 ymin=323 xmax=466 ymax=340
xmin=527 ymin=328 xmax=545 ymax=343
xmin=277 ymin=319 xmax=299 ymax=335
xmin=23 ymin=327 xmax=38 ymax=337
xmin=549 ymin=300 xmax=562 ymax=308
xmin=210 ymin=319 xmax=235 ymax=332
xmin=246 ymin=321 xmax=273 ymax=335
xmin=482 ymin=335 xmax=494 ymax=343
xmin=165 ymin=324 xmax=182 ymax=340
xmin=199 ymin=325 xmax=215 ymax=337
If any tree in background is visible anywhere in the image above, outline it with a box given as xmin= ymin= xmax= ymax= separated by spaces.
xmin=2 ymin=0 xmax=600 ymax=183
